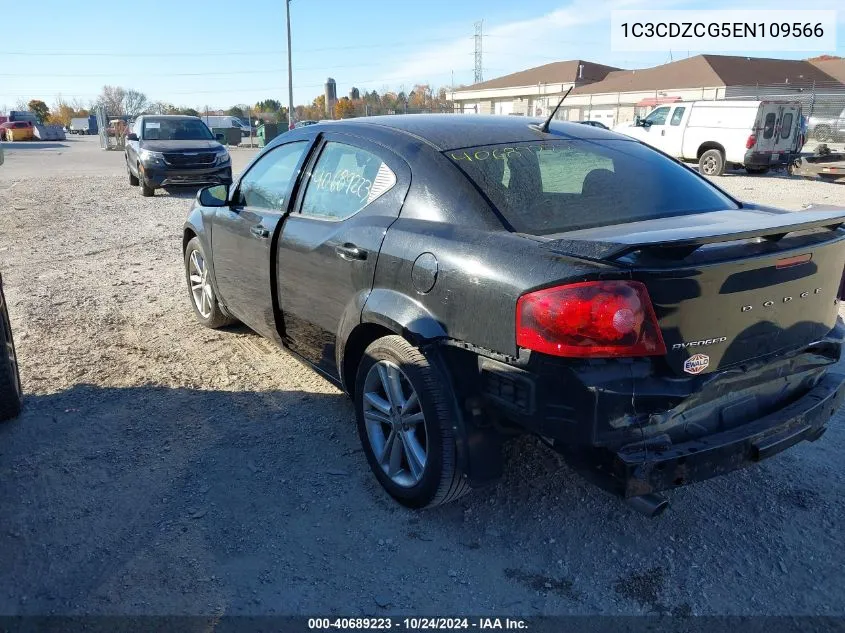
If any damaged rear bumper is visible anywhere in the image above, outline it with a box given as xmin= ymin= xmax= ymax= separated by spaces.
xmin=614 ymin=372 xmax=845 ymax=497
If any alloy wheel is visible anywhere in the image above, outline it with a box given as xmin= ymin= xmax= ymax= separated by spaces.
xmin=702 ymin=156 xmax=718 ymax=175
xmin=188 ymin=249 xmax=213 ymax=319
xmin=362 ymin=360 xmax=429 ymax=488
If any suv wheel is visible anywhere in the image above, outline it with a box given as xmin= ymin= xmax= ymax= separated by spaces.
xmin=814 ymin=125 xmax=832 ymax=142
xmin=0 ymin=279 xmax=22 ymax=421
xmin=355 ymin=335 xmax=470 ymax=508
xmin=184 ymin=237 xmax=236 ymax=329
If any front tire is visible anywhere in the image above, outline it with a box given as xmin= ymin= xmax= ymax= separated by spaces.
xmin=0 ymin=279 xmax=22 ymax=422
xmin=184 ymin=237 xmax=235 ymax=329
xmin=699 ymin=149 xmax=725 ymax=176
xmin=141 ymin=179 xmax=155 ymax=197
xmin=354 ymin=335 xmax=470 ymax=508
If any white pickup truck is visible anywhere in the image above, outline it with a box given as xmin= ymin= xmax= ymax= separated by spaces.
xmin=613 ymin=100 xmax=801 ymax=176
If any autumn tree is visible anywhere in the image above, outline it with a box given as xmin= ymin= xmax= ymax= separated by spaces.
xmin=334 ymin=97 xmax=356 ymax=119
xmin=28 ymin=99 xmax=50 ymax=123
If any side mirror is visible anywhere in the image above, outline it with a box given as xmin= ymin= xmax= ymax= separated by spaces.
xmin=127 ymin=133 xmax=138 ymax=141
xmin=197 ymin=184 xmax=229 ymax=207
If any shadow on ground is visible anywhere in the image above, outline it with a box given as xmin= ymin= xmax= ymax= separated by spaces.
xmin=0 ymin=383 xmax=843 ymax=616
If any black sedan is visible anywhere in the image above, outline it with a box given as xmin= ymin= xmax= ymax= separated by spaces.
xmin=0 ymin=273 xmax=22 ymax=421
xmin=125 ymin=115 xmax=232 ymax=197
xmin=183 ymin=115 xmax=845 ymax=514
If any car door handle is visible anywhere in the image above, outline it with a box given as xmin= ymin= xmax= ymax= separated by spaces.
xmin=661 ymin=130 xmax=666 ymax=136
xmin=335 ymin=243 xmax=368 ymax=261
xmin=250 ymin=225 xmax=270 ymax=239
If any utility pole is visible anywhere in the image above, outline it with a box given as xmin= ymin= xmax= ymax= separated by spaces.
xmin=473 ymin=21 xmax=483 ymax=84
xmin=286 ymin=0 xmax=295 ymax=130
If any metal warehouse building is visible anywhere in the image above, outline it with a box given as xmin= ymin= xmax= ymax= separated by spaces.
xmin=451 ymin=55 xmax=845 ymax=129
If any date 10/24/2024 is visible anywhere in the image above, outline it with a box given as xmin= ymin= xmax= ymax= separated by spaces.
xmin=307 ymin=617 xmax=529 ymax=630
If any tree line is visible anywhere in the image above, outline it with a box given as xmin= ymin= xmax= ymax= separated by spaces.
xmin=11 ymin=81 xmax=461 ymax=128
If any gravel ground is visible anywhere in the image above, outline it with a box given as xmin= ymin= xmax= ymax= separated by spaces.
xmin=0 ymin=140 xmax=844 ymax=617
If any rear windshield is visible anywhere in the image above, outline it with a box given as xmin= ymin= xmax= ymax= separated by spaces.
xmin=142 ymin=118 xmax=213 ymax=141
xmin=447 ymin=140 xmax=738 ymax=235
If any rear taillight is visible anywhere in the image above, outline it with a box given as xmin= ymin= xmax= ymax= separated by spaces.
xmin=746 ymin=134 xmax=756 ymax=149
xmin=516 ymin=280 xmax=666 ymax=358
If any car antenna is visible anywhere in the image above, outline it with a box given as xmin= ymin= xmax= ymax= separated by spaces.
xmin=531 ymin=86 xmax=573 ymax=134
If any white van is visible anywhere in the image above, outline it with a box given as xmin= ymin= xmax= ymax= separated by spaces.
xmin=613 ymin=100 xmax=802 ymax=176
xmin=201 ymin=115 xmax=249 ymax=135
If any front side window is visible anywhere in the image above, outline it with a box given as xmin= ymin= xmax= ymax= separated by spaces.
xmin=780 ymin=112 xmax=794 ymax=139
xmin=670 ymin=107 xmax=686 ymax=126
xmin=763 ymin=113 xmax=776 ymax=139
xmin=237 ymin=141 xmax=308 ymax=210
xmin=142 ymin=117 xmax=213 ymax=141
xmin=644 ymin=107 xmax=670 ymax=126
xmin=299 ymin=142 xmax=396 ymax=221
xmin=448 ymin=140 xmax=737 ymax=235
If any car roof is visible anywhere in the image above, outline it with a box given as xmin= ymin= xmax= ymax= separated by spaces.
xmin=309 ymin=114 xmax=626 ymax=151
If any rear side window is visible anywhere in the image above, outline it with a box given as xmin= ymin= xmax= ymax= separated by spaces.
xmin=447 ymin=140 xmax=738 ymax=235
xmin=299 ymin=142 xmax=396 ymax=221
xmin=670 ymin=107 xmax=685 ymax=126
xmin=780 ymin=112 xmax=794 ymax=139
xmin=763 ymin=113 xmax=776 ymax=139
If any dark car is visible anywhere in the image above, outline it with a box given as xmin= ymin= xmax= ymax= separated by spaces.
xmin=0 ymin=273 xmax=22 ymax=422
xmin=125 ymin=115 xmax=232 ymax=197
xmin=182 ymin=115 xmax=845 ymax=514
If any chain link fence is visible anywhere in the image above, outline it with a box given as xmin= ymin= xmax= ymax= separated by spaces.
xmin=724 ymin=81 xmax=845 ymax=144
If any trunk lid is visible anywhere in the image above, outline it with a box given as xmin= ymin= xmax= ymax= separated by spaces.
xmin=542 ymin=207 xmax=845 ymax=375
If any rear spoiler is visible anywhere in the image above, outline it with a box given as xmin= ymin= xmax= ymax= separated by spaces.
xmin=544 ymin=208 xmax=845 ymax=262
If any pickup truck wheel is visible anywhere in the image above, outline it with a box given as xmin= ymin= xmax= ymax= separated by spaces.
xmin=355 ymin=335 xmax=470 ymax=508
xmin=0 ymin=281 xmax=22 ymax=422
xmin=699 ymin=149 xmax=725 ymax=176
xmin=184 ymin=237 xmax=236 ymax=329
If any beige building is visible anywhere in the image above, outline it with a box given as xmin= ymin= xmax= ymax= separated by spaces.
xmin=451 ymin=55 xmax=845 ymax=128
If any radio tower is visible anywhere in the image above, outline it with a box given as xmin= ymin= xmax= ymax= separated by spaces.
xmin=473 ymin=20 xmax=483 ymax=84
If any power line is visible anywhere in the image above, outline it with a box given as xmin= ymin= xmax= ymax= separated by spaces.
xmin=0 ymin=71 xmax=470 ymax=99
xmin=0 ymin=36 xmax=473 ymax=58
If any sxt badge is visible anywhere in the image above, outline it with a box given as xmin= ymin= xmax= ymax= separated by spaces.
xmin=683 ymin=354 xmax=709 ymax=375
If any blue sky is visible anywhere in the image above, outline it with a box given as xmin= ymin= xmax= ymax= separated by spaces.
xmin=1 ymin=0 xmax=842 ymax=111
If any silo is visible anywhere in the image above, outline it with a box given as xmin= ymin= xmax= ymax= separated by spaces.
xmin=325 ymin=78 xmax=337 ymax=117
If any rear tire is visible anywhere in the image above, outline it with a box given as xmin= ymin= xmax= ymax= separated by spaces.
xmin=0 ymin=279 xmax=22 ymax=422
xmin=699 ymin=149 xmax=725 ymax=176
xmin=183 ymin=237 xmax=236 ymax=329
xmin=354 ymin=335 xmax=470 ymax=509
